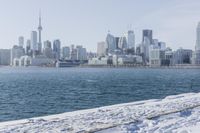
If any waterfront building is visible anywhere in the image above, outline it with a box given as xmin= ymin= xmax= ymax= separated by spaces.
xmin=0 ymin=49 xmax=11 ymax=65
xmin=18 ymin=36 xmax=24 ymax=47
xmin=149 ymin=47 xmax=165 ymax=67
xmin=18 ymin=55 xmax=31 ymax=66
xmin=113 ymin=55 xmax=142 ymax=65
xmin=11 ymin=45 xmax=25 ymax=66
xmin=172 ymin=48 xmax=192 ymax=65
xmin=165 ymin=50 xmax=173 ymax=66
xmin=76 ymin=45 xmax=87 ymax=60
xmin=53 ymin=39 xmax=61 ymax=59
xmin=61 ymin=46 xmax=70 ymax=59
xmin=31 ymin=55 xmax=54 ymax=66
xmin=70 ymin=44 xmax=78 ymax=60
xmin=97 ymin=41 xmax=106 ymax=57
xmin=13 ymin=58 xmax=20 ymax=66
xmin=87 ymin=52 xmax=97 ymax=60
xmin=106 ymin=33 xmax=116 ymax=54
xmin=13 ymin=55 xmax=53 ymax=67
xmin=88 ymin=57 xmax=109 ymax=65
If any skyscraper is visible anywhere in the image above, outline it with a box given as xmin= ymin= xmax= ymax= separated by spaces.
xmin=61 ymin=46 xmax=70 ymax=59
xmin=196 ymin=22 xmax=200 ymax=51
xmin=76 ymin=45 xmax=87 ymax=60
xmin=31 ymin=31 xmax=37 ymax=52
xmin=194 ymin=22 xmax=200 ymax=64
xmin=142 ymin=29 xmax=153 ymax=44
xmin=70 ymin=44 xmax=77 ymax=60
xmin=53 ymin=39 xmax=61 ymax=59
xmin=38 ymin=11 xmax=42 ymax=53
xmin=118 ymin=36 xmax=127 ymax=49
xmin=44 ymin=40 xmax=51 ymax=49
xmin=0 ymin=49 xmax=11 ymax=65
xmin=106 ymin=33 xmax=116 ymax=54
xmin=97 ymin=41 xmax=106 ymax=57
xmin=126 ymin=30 xmax=135 ymax=49
xmin=18 ymin=36 xmax=24 ymax=47
xmin=115 ymin=37 xmax=119 ymax=49
xmin=26 ymin=39 xmax=31 ymax=55
xmin=43 ymin=40 xmax=53 ymax=58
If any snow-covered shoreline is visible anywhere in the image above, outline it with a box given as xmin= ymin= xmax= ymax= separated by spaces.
xmin=1 ymin=93 xmax=200 ymax=132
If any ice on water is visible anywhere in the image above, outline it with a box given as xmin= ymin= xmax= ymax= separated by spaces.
xmin=1 ymin=93 xmax=200 ymax=133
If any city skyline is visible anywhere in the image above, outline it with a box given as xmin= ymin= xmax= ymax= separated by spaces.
xmin=1 ymin=0 xmax=200 ymax=51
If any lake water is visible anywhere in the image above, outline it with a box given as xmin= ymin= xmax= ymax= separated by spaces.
xmin=0 ymin=67 xmax=200 ymax=122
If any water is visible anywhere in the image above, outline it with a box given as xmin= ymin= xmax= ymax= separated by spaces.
xmin=0 ymin=67 xmax=200 ymax=122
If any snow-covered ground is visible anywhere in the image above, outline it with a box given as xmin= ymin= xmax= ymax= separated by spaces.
xmin=1 ymin=93 xmax=200 ymax=133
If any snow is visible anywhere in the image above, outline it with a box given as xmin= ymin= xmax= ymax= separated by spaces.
xmin=1 ymin=93 xmax=200 ymax=132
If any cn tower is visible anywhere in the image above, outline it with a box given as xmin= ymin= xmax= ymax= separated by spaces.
xmin=38 ymin=11 xmax=42 ymax=53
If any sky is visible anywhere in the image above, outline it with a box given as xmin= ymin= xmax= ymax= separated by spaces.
xmin=0 ymin=0 xmax=200 ymax=52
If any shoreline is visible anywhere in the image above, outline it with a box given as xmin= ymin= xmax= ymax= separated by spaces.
xmin=1 ymin=65 xmax=200 ymax=69
xmin=1 ymin=92 xmax=200 ymax=132
xmin=80 ymin=65 xmax=200 ymax=69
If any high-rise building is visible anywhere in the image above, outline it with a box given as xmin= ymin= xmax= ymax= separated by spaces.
xmin=126 ymin=30 xmax=135 ymax=49
xmin=76 ymin=45 xmax=87 ymax=60
xmin=61 ymin=46 xmax=70 ymax=59
xmin=26 ymin=39 xmax=31 ymax=56
xmin=149 ymin=47 xmax=165 ymax=67
xmin=0 ymin=49 xmax=11 ymax=65
xmin=194 ymin=22 xmax=200 ymax=65
xmin=106 ymin=33 xmax=116 ymax=53
xmin=43 ymin=40 xmax=53 ymax=58
xmin=31 ymin=31 xmax=37 ymax=52
xmin=97 ymin=41 xmax=106 ymax=57
xmin=44 ymin=40 xmax=51 ymax=49
xmin=142 ymin=29 xmax=153 ymax=44
xmin=10 ymin=45 xmax=25 ymax=65
xmin=53 ymin=39 xmax=61 ymax=59
xmin=38 ymin=12 xmax=42 ymax=54
xmin=115 ymin=37 xmax=119 ymax=49
xmin=18 ymin=36 xmax=24 ymax=47
xmin=158 ymin=42 xmax=166 ymax=50
xmin=196 ymin=22 xmax=200 ymax=51
xmin=70 ymin=44 xmax=77 ymax=60
xmin=118 ymin=36 xmax=127 ymax=50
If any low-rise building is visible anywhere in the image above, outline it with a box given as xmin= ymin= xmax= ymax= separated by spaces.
xmin=172 ymin=48 xmax=192 ymax=65
xmin=88 ymin=57 xmax=108 ymax=65
xmin=113 ymin=55 xmax=142 ymax=65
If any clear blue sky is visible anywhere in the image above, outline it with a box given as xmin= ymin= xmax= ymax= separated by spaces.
xmin=0 ymin=0 xmax=200 ymax=52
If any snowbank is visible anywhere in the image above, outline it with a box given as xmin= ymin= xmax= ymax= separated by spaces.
xmin=1 ymin=93 xmax=200 ymax=133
